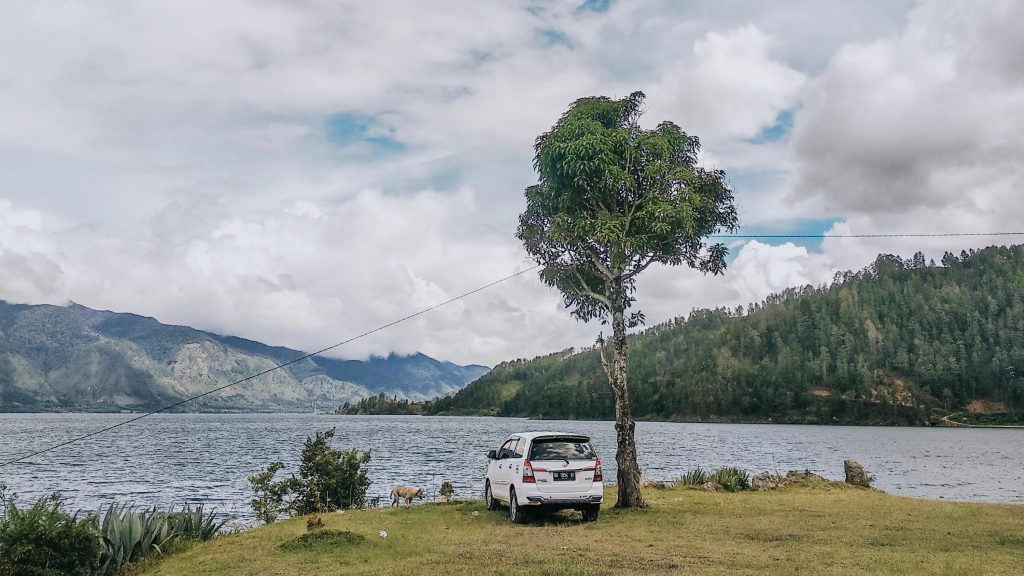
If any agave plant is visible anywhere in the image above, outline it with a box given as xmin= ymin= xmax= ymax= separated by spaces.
xmin=168 ymin=503 xmax=228 ymax=541
xmin=96 ymin=503 xmax=176 ymax=576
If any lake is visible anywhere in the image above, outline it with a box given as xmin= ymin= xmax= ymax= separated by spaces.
xmin=0 ymin=413 xmax=1021 ymax=523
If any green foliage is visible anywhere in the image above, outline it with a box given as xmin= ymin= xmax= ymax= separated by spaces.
xmin=166 ymin=504 xmax=227 ymax=541
xmin=429 ymin=245 xmax=1024 ymax=424
xmin=248 ymin=461 xmax=294 ymax=524
xmin=708 ymin=468 xmax=751 ymax=492
xmin=438 ymin=481 xmax=456 ymax=501
xmin=0 ymin=493 xmax=103 ymax=576
xmin=673 ymin=467 xmax=710 ymax=487
xmin=276 ymin=529 xmax=365 ymax=552
xmin=249 ymin=428 xmax=372 ymax=523
xmin=517 ymin=90 xmax=737 ymax=324
xmin=336 ymin=393 xmax=424 ymax=415
xmin=96 ymin=503 xmax=176 ymax=576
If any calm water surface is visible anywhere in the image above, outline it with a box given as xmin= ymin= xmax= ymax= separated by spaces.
xmin=1 ymin=414 xmax=1021 ymax=522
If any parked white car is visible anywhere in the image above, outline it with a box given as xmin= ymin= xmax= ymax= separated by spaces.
xmin=483 ymin=431 xmax=604 ymax=523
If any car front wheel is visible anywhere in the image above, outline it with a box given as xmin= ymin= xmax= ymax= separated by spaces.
xmin=484 ymin=481 xmax=499 ymax=511
xmin=509 ymin=487 xmax=527 ymax=524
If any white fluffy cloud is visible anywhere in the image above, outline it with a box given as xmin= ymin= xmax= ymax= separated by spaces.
xmin=0 ymin=0 xmax=1018 ymax=366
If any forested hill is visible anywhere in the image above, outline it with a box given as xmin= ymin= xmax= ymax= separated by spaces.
xmin=427 ymin=245 xmax=1024 ymax=425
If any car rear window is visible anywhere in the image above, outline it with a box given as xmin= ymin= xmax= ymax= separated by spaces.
xmin=529 ymin=437 xmax=596 ymax=460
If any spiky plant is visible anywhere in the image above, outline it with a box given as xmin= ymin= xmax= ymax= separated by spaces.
xmin=167 ymin=504 xmax=228 ymax=541
xmin=673 ymin=467 xmax=710 ymax=487
xmin=96 ymin=503 xmax=176 ymax=575
xmin=708 ymin=467 xmax=751 ymax=492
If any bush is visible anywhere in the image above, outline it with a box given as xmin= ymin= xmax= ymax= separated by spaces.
xmin=277 ymin=529 xmax=365 ymax=552
xmin=0 ymin=493 xmax=103 ymax=576
xmin=306 ymin=514 xmax=324 ymax=531
xmin=438 ymin=481 xmax=455 ymax=500
xmin=673 ymin=467 xmax=710 ymax=487
xmin=708 ymin=467 xmax=751 ymax=492
xmin=249 ymin=427 xmax=372 ymax=523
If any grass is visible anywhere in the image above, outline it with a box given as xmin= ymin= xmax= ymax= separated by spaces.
xmin=141 ymin=484 xmax=1024 ymax=576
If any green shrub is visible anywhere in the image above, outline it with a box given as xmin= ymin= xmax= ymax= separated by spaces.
xmin=0 ymin=493 xmax=103 ymax=576
xmin=249 ymin=428 xmax=372 ymax=523
xmin=166 ymin=504 xmax=227 ymax=541
xmin=708 ymin=467 xmax=751 ymax=492
xmin=96 ymin=503 xmax=176 ymax=576
xmin=673 ymin=467 xmax=710 ymax=487
xmin=277 ymin=529 xmax=365 ymax=552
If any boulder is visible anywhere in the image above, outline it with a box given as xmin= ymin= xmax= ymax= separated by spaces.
xmin=784 ymin=469 xmax=827 ymax=483
xmin=751 ymin=472 xmax=782 ymax=491
xmin=844 ymin=460 xmax=873 ymax=487
xmin=702 ymin=481 xmax=725 ymax=493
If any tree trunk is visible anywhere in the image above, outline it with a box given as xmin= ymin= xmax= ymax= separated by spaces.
xmin=608 ymin=305 xmax=646 ymax=508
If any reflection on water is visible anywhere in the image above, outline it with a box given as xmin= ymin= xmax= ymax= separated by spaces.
xmin=1 ymin=413 xmax=1021 ymax=522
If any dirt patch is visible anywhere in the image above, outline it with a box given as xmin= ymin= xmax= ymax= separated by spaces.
xmin=809 ymin=388 xmax=832 ymax=398
xmin=967 ymin=400 xmax=1009 ymax=414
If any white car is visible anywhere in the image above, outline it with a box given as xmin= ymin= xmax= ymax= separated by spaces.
xmin=483 ymin=431 xmax=604 ymax=523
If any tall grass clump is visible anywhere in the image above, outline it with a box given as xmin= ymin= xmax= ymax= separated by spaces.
xmin=673 ymin=467 xmax=710 ymax=487
xmin=0 ymin=493 xmax=103 ymax=576
xmin=708 ymin=467 xmax=751 ymax=492
xmin=167 ymin=503 xmax=228 ymax=541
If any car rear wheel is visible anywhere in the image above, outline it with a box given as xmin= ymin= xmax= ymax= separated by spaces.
xmin=484 ymin=481 xmax=499 ymax=511
xmin=509 ymin=487 xmax=527 ymax=524
xmin=582 ymin=504 xmax=600 ymax=522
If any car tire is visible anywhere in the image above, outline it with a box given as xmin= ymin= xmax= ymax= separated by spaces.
xmin=582 ymin=504 xmax=599 ymax=522
xmin=509 ymin=487 xmax=528 ymax=524
xmin=485 ymin=481 xmax=499 ymax=511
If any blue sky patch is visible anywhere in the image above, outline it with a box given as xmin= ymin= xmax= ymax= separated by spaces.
xmin=326 ymin=113 xmax=405 ymax=153
xmin=723 ymin=217 xmax=843 ymax=253
xmin=537 ymin=28 xmax=572 ymax=48
xmin=750 ymin=109 xmax=795 ymax=143
xmin=579 ymin=0 xmax=613 ymax=12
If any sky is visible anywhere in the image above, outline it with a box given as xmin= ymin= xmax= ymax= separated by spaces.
xmin=0 ymin=0 xmax=1022 ymax=366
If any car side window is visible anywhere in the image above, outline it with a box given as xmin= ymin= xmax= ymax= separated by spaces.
xmin=510 ymin=438 xmax=523 ymax=458
xmin=498 ymin=439 xmax=514 ymax=459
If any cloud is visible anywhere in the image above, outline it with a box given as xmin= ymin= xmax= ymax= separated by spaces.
xmin=0 ymin=0 xmax=1017 ymax=368
xmin=791 ymin=0 xmax=1024 ymax=226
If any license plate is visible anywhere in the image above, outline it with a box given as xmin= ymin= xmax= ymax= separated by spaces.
xmin=553 ymin=471 xmax=575 ymax=481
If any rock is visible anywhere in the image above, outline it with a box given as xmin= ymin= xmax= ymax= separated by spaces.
xmin=844 ymin=460 xmax=872 ymax=487
xmin=751 ymin=472 xmax=782 ymax=491
xmin=702 ymin=481 xmax=725 ymax=493
xmin=784 ymin=469 xmax=827 ymax=483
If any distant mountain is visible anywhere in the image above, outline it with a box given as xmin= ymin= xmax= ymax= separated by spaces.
xmin=0 ymin=302 xmax=489 ymax=412
xmin=428 ymin=245 xmax=1024 ymax=425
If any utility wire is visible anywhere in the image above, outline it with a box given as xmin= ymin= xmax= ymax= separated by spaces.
xmin=0 ymin=264 xmax=542 ymax=468
xmin=712 ymin=232 xmax=1024 ymax=239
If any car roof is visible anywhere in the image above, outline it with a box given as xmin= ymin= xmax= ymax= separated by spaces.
xmin=507 ymin=431 xmax=590 ymax=441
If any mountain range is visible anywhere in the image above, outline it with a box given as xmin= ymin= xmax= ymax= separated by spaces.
xmin=0 ymin=301 xmax=488 ymax=412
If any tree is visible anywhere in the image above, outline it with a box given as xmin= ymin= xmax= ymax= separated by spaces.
xmin=517 ymin=91 xmax=737 ymax=507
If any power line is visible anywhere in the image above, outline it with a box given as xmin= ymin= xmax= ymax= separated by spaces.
xmin=0 ymin=263 xmax=541 ymax=468
xmin=712 ymin=232 xmax=1024 ymax=239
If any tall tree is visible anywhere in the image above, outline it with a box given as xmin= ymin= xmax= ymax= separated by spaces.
xmin=517 ymin=91 xmax=737 ymax=507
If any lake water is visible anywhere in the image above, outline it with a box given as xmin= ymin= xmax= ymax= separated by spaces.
xmin=1 ymin=414 xmax=1021 ymax=523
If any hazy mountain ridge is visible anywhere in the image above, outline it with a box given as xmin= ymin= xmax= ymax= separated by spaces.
xmin=0 ymin=302 xmax=488 ymax=412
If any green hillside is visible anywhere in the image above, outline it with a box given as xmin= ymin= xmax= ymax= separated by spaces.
xmin=427 ymin=245 xmax=1024 ymax=425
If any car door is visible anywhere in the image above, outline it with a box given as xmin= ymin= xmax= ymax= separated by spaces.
xmin=492 ymin=438 xmax=516 ymax=501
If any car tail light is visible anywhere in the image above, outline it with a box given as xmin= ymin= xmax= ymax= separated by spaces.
xmin=523 ymin=460 xmax=536 ymax=483
xmin=593 ymin=458 xmax=602 ymax=482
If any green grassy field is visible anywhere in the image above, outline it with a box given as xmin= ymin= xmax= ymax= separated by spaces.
xmin=142 ymin=483 xmax=1024 ymax=576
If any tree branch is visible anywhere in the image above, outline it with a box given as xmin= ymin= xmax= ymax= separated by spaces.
xmin=570 ymin=268 xmax=613 ymax=308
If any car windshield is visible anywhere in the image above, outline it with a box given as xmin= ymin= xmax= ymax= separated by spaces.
xmin=529 ymin=437 xmax=596 ymax=460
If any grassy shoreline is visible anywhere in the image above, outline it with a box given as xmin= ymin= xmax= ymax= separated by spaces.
xmin=142 ymin=484 xmax=1024 ymax=576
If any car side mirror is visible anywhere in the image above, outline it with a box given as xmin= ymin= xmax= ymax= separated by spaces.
xmin=486 ymin=449 xmax=497 ymax=460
